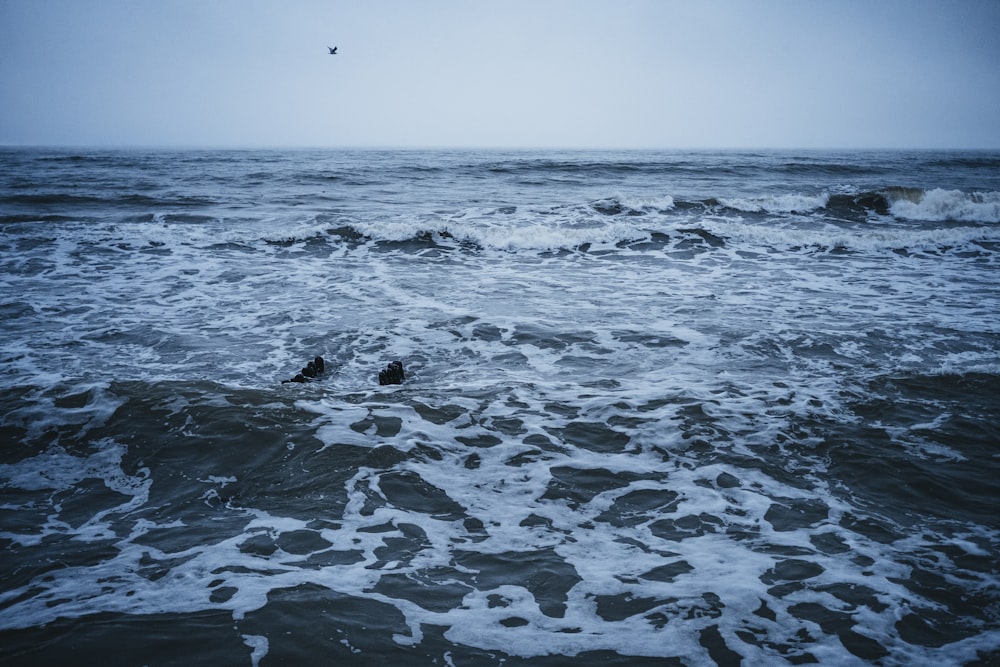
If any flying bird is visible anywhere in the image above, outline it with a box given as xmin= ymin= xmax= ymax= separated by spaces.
xmin=328 ymin=46 xmax=338 ymax=55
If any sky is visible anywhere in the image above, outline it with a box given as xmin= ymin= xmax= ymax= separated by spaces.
xmin=1 ymin=0 xmax=999 ymax=149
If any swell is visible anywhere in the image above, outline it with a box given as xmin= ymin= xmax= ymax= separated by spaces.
xmin=924 ymin=154 xmax=1000 ymax=170
xmin=480 ymin=155 xmax=891 ymax=179
xmin=0 ymin=192 xmax=220 ymax=209
xmin=485 ymin=158 xmax=694 ymax=176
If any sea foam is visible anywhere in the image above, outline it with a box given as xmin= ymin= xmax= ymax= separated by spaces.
xmin=890 ymin=188 xmax=1000 ymax=223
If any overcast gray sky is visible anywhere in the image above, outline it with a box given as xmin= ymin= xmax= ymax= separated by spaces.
xmin=2 ymin=0 xmax=998 ymax=149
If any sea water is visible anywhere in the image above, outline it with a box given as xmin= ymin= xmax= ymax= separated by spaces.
xmin=1 ymin=148 xmax=999 ymax=665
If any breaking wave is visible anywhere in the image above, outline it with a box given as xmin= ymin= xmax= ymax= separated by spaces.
xmin=713 ymin=188 xmax=1000 ymax=224
xmin=889 ymin=188 xmax=1000 ymax=223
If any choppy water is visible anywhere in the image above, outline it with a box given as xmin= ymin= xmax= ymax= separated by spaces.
xmin=1 ymin=148 xmax=999 ymax=665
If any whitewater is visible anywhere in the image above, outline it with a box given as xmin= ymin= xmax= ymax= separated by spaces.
xmin=1 ymin=148 xmax=998 ymax=665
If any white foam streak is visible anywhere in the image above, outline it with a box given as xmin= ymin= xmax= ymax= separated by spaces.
xmin=0 ymin=440 xmax=139 ymax=494
xmin=704 ymin=217 xmax=998 ymax=252
xmin=241 ymin=635 xmax=269 ymax=667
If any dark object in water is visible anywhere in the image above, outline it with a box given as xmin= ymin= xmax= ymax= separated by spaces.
xmin=283 ymin=355 xmax=326 ymax=384
xmin=379 ymin=360 xmax=405 ymax=386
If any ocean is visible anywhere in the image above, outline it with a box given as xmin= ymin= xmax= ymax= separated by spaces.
xmin=1 ymin=148 xmax=998 ymax=666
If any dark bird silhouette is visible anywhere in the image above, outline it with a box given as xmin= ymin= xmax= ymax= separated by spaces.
xmin=328 ymin=46 xmax=338 ymax=55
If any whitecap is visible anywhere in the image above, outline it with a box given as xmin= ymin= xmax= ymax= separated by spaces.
xmin=891 ymin=188 xmax=1000 ymax=223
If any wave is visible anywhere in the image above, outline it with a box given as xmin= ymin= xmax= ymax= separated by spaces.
xmin=101 ymin=185 xmax=1000 ymax=227
xmin=777 ymin=161 xmax=888 ymax=176
xmin=888 ymin=188 xmax=1000 ymax=223
xmin=0 ymin=192 xmax=220 ymax=210
xmin=331 ymin=218 xmax=651 ymax=252
xmin=706 ymin=188 xmax=1000 ymax=224
xmin=716 ymin=193 xmax=830 ymax=215
xmin=33 ymin=154 xmax=121 ymax=165
xmin=0 ymin=193 xmax=113 ymax=207
xmin=312 ymin=215 xmax=994 ymax=257
xmin=590 ymin=194 xmax=675 ymax=216
xmin=0 ymin=213 xmax=78 ymax=224
xmin=484 ymin=158 xmax=688 ymax=176
xmin=4 ymin=182 xmax=998 ymax=258
xmin=479 ymin=154 xmax=895 ymax=179
xmin=13 ymin=199 xmax=992 ymax=258
xmin=924 ymin=155 xmax=1000 ymax=170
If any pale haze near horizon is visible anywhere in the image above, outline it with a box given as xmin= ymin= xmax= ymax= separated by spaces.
xmin=1 ymin=0 xmax=998 ymax=150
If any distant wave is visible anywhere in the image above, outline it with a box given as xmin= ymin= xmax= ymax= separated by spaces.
xmin=34 ymin=154 xmax=118 ymax=164
xmin=776 ymin=161 xmax=886 ymax=176
xmin=924 ymin=155 xmax=1000 ymax=170
xmin=480 ymin=155 xmax=894 ymax=178
xmin=0 ymin=193 xmax=113 ymax=207
xmin=0 ymin=192 xmax=219 ymax=209
xmin=485 ymin=159 xmax=689 ymax=176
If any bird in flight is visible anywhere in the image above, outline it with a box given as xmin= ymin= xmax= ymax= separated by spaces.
xmin=328 ymin=46 xmax=338 ymax=55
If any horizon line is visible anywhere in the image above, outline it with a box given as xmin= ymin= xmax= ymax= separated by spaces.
xmin=3 ymin=142 xmax=999 ymax=152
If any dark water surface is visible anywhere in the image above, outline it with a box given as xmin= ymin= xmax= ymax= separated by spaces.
xmin=1 ymin=148 xmax=999 ymax=665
